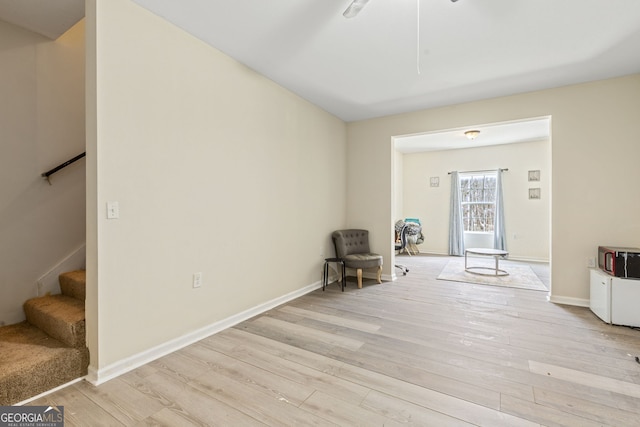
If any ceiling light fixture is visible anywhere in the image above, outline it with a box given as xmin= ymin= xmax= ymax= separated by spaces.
xmin=343 ymin=0 xmax=370 ymax=18
xmin=464 ymin=130 xmax=480 ymax=140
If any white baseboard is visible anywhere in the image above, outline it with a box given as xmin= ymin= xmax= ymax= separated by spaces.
xmin=548 ymin=294 xmax=590 ymax=307
xmin=15 ymin=376 xmax=85 ymax=406
xmin=86 ymin=280 xmax=323 ymax=386
xmin=507 ymin=256 xmax=550 ymax=263
xmin=37 ymin=244 xmax=86 ymax=296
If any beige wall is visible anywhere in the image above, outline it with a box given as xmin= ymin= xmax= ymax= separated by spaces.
xmin=393 ymin=147 xmax=403 ymax=228
xmin=401 ymin=139 xmax=550 ymax=261
xmin=348 ymin=74 xmax=640 ymax=305
xmin=0 ymin=20 xmax=85 ymax=325
xmin=86 ymin=0 xmax=347 ymax=373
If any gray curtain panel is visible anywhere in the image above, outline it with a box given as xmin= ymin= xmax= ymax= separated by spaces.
xmin=493 ymin=169 xmax=507 ymax=251
xmin=448 ymin=171 xmax=465 ymax=256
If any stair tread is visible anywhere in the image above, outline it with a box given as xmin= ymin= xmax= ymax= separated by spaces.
xmin=23 ymin=294 xmax=85 ymax=348
xmin=25 ymin=294 xmax=85 ymax=323
xmin=0 ymin=322 xmax=88 ymax=405
xmin=0 ymin=322 xmax=71 ymax=366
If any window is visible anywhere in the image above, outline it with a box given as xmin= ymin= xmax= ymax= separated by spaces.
xmin=460 ymin=172 xmax=497 ymax=232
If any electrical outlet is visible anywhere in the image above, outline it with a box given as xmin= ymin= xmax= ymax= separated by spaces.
xmin=587 ymin=257 xmax=596 ymax=268
xmin=193 ymin=272 xmax=202 ymax=288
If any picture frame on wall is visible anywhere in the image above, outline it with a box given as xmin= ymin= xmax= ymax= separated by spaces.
xmin=529 ymin=188 xmax=541 ymax=199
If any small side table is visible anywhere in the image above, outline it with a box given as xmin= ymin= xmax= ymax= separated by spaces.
xmin=464 ymin=248 xmax=509 ymax=276
xmin=323 ymin=258 xmax=345 ymax=292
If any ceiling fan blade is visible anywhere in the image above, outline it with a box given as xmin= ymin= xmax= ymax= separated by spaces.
xmin=343 ymin=0 xmax=370 ymax=18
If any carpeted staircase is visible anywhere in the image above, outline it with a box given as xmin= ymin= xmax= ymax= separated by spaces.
xmin=0 ymin=270 xmax=89 ymax=405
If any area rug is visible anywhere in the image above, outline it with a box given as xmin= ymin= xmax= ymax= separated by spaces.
xmin=437 ymin=259 xmax=547 ymax=291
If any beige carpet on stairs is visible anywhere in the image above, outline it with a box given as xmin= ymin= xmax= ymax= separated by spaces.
xmin=23 ymin=295 xmax=86 ymax=348
xmin=59 ymin=269 xmax=86 ymax=301
xmin=0 ymin=322 xmax=89 ymax=405
xmin=0 ymin=269 xmax=89 ymax=406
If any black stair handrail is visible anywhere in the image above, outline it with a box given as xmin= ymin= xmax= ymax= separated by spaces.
xmin=42 ymin=152 xmax=86 ymax=184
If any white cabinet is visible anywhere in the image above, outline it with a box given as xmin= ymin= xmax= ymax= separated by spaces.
xmin=589 ymin=269 xmax=611 ymax=323
xmin=611 ymin=278 xmax=640 ymax=327
xmin=590 ymin=268 xmax=640 ymax=327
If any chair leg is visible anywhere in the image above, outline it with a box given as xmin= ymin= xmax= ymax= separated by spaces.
xmin=322 ymin=261 xmax=328 ymax=291
xmin=395 ymin=264 xmax=408 ymax=275
xmin=376 ymin=266 xmax=382 ymax=284
xmin=357 ymin=268 xmax=363 ymax=289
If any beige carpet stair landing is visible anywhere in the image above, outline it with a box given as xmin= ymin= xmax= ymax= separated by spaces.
xmin=0 ymin=270 xmax=89 ymax=406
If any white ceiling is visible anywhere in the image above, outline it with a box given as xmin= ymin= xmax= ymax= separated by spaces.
xmin=394 ymin=117 xmax=550 ymax=153
xmin=127 ymin=0 xmax=640 ymax=122
xmin=0 ymin=0 xmax=84 ymax=39
xmin=1 ymin=0 xmax=639 ymax=148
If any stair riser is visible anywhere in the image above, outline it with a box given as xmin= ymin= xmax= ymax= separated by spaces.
xmin=59 ymin=270 xmax=86 ymax=301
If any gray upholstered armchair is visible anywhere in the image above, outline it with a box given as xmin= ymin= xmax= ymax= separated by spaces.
xmin=331 ymin=229 xmax=383 ymax=289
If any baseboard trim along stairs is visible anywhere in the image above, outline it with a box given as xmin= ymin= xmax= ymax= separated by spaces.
xmin=0 ymin=270 xmax=89 ymax=406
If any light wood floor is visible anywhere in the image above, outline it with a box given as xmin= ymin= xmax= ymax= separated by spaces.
xmin=31 ymin=255 xmax=640 ymax=426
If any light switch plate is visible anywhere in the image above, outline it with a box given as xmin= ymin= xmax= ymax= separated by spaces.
xmin=107 ymin=201 xmax=119 ymax=219
xmin=193 ymin=272 xmax=202 ymax=288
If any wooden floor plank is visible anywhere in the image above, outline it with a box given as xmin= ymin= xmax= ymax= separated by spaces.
xmin=281 ymin=297 xmax=640 ymax=408
xmin=30 ymin=384 xmax=125 ymax=427
xmin=134 ymin=407 xmax=214 ymax=427
xmin=278 ymin=305 xmax=382 ymax=333
xmin=24 ymin=255 xmax=640 ymax=426
xmin=533 ymin=387 xmax=640 ymax=426
xmin=328 ymin=344 xmax=503 ymax=408
xmin=529 ymin=360 xmax=640 ymax=399
xmin=500 ymin=393 xmax=608 ymax=427
xmin=208 ymin=327 xmax=347 ymax=376
xmin=211 ymin=341 xmax=371 ymax=405
xmin=359 ymin=389 xmax=478 ymax=426
xmin=121 ymin=370 xmax=263 ymax=426
xmin=188 ymin=367 xmax=336 ymax=426
xmin=181 ymin=343 xmax=318 ymax=407
xmin=73 ymin=378 xmax=166 ymax=426
xmin=299 ymin=390 xmax=407 ymax=427
xmin=332 ymin=359 xmax=539 ymax=427
xmin=248 ymin=315 xmax=365 ymax=351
